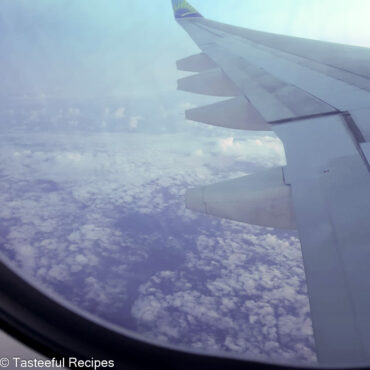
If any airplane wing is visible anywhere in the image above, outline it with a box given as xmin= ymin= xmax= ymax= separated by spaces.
xmin=172 ymin=0 xmax=370 ymax=367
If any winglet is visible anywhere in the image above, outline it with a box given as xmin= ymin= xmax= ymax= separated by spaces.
xmin=172 ymin=0 xmax=203 ymax=19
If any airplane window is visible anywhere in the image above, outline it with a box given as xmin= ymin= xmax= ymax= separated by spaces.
xmin=0 ymin=1 xmax=369 ymax=368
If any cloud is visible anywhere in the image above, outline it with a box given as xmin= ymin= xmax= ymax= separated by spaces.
xmin=219 ymin=137 xmax=235 ymax=151
xmin=179 ymin=102 xmax=196 ymax=111
xmin=128 ymin=115 xmax=143 ymax=129
xmin=0 ymin=130 xmax=313 ymax=364
xmin=131 ymin=224 xmax=315 ymax=364
xmin=68 ymin=107 xmax=80 ymax=116
xmin=193 ymin=149 xmax=204 ymax=157
xmin=216 ymin=135 xmax=286 ymax=167
xmin=113 ymin=107 xmax=126 ymax=119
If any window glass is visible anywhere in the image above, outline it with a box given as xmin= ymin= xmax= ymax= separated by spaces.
xmin=1 ymin=0 xmax=368 ymax=366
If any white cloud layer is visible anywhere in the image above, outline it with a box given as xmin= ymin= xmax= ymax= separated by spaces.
xmin=0 ymin=130 xmax=313 ymax=364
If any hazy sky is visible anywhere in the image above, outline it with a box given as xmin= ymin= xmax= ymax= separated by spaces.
xmin=0 ymin=0 xmax=369 ymax=100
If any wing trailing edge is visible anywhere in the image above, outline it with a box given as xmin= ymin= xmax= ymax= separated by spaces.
xmin=186 ymin=167 xmax=296 ymax=229
xmin=186 ymin=97 xmax=271 ymax=131
xmin=177 ymin=69 xmax=241 ymax=97
xmin=176 ymin=53 xmax=217 ymax=73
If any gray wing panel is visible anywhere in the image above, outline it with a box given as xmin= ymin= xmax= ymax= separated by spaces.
xmin=275 ymin=114 xmax=370 ymax=366
xmin=178 ymin=18 xmax=370 ymax=121
xmin=178 ymin=19 xmax=337 ymax=123
xmin=201 ymin=18 xmax=370 ymax=81
xmin=202 ymin=43 xmax=337 ymax=121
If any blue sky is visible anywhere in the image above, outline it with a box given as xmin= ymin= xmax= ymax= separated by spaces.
xmin=0 ymin=0 xmax=369 ymax=100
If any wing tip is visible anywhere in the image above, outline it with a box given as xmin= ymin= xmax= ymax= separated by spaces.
xmin=172 ymin=0 xmax=203 ymax=19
